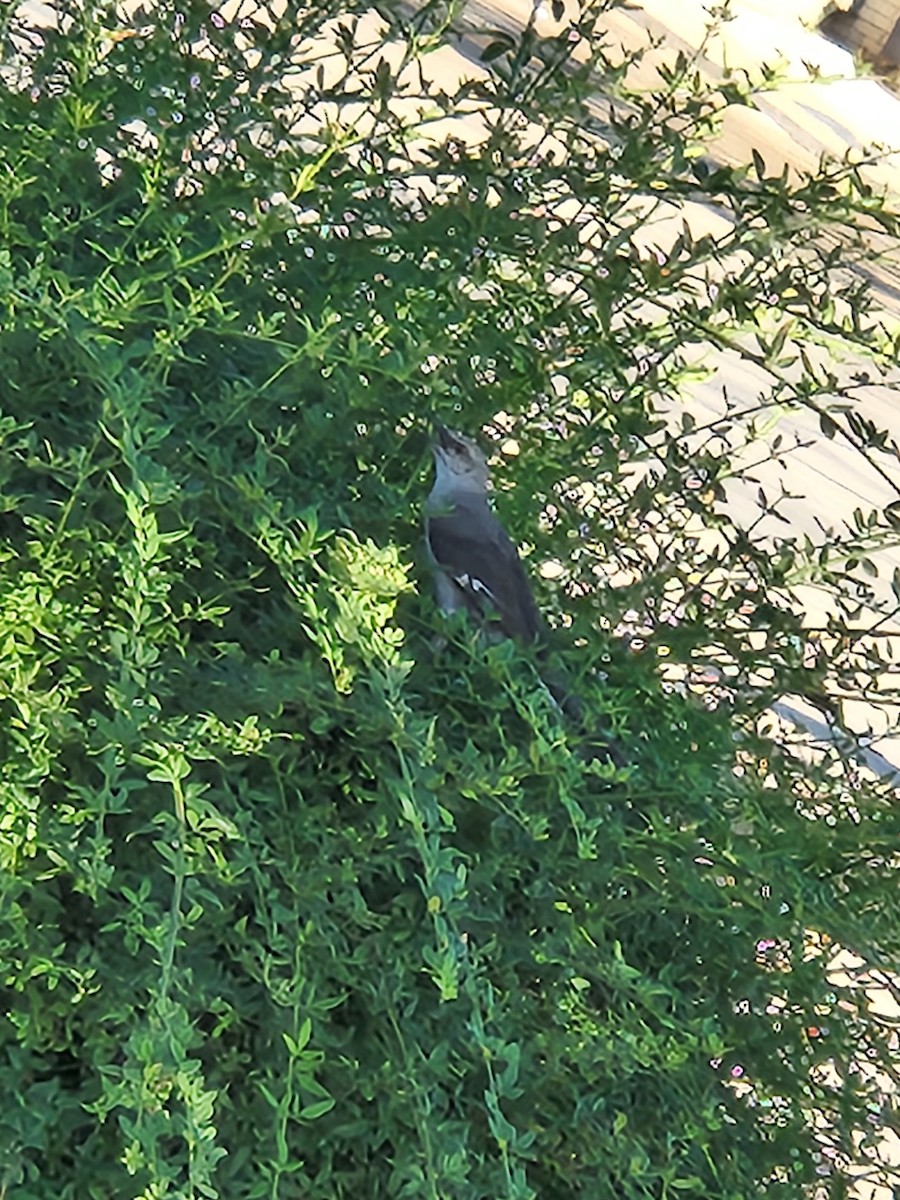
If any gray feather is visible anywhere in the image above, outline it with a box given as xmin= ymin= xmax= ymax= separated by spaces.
xmin=425 ymin=493 xmax=544 ymax=643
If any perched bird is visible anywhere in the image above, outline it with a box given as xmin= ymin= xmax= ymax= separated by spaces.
xmin=425 ymin=422 xmax=624 ymax=766
xmin=425 ymin=423 xmax=544 ymax=643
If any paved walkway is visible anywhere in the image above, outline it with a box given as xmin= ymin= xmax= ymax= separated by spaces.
xmin=428 ymin=0 xmax=900 ymax=778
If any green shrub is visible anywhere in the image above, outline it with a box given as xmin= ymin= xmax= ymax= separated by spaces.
xmin=0 ymin=1 xmax=898 ymax=1196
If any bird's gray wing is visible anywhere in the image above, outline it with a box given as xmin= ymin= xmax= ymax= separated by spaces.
xmin=425 ymin=495 xmax=544 ymax=643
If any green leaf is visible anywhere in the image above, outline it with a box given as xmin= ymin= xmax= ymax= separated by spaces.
xmin=300 ymin=1098 xmax=335 ymax=1121
xmin=481 ymin=36 xmax=515 ymax=62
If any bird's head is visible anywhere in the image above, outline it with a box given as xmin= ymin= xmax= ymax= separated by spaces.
xmin=431 ymin=424 xmax=491 ymax=495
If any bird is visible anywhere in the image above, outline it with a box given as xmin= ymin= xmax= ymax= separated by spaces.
xmin=425 ymin=422 xmax=624 ymax=766
xmin=425 ymin=423 xmax=545 ymax=644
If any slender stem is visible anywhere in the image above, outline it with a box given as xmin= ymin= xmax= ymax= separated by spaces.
xmin=159 ymin=774 xmax=187 ymax=1007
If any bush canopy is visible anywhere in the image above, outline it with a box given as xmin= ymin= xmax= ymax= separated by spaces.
xmin=1 ymin=1 xmax=899 ymax=1196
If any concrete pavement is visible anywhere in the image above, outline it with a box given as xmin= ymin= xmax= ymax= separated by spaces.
xmin=427 ymin=0 xmax=900 ymax=776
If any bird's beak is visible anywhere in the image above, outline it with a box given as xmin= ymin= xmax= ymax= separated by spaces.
xmin=434 ymin=422 xmax=458 ymax=452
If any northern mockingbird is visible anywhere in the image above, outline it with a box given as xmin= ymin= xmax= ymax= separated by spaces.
xmin=425 ymin=423 xmax=624 ymax=765
xmin=426 ymin=424 xmax=545 ymax=643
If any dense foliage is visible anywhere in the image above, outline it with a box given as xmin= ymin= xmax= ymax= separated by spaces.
xmin=1 ymin=1 xmax=898 ymax=1196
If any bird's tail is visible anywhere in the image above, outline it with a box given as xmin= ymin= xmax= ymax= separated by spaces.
xmin=541 ymin=664 xmax=628 ymax=769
